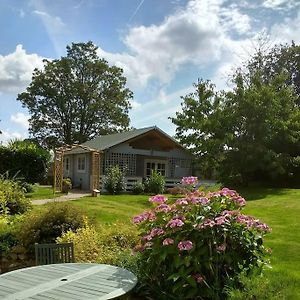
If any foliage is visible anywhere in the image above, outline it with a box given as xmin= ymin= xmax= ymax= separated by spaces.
xmin=17 ymin=41 xmax=133 ymax=148
xmin=57 ymin=220 xmax=138 ymax=264
xmin=0 ymin=176 xmax=32 ymax=215
xmin=0 ymin=215 xmax=18 ymax=255
xmin=17 ymin=202 xmax=84 ymax=254
xmin=171 ymin=71 xmax=300 ymax=186
xmin=132 ymin=181 xmax=145 ymax=195
xmin=104 ymin=165 xmax=126 ymax=194
xmin=0 ymin=140 xmax=50 ymax=183
xmin=144 ymin=170 xmax=165 ymax=194
xmin=132 ymin=188 xmax=271 ymax=299
xmin=246 ymin=41 xmax=300 ymax=106
xmin=20 ymin=182 xmax=34 ymax=193
xmin=62 ymin=178 xmax=72 ymax=193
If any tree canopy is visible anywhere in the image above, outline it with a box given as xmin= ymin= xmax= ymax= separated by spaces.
xmin=18 ymin=41 xmax=133 ymax=148
xmin=171 ymin=42 xmax=300 ymax=186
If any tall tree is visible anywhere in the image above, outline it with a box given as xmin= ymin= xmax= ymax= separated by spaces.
xmin=18 ymin=42 xmax=133 ymax=148
xmin=171 ymin=73 xmax=300 ymax=186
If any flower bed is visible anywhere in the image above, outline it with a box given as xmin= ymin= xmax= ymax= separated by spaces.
xmin=132 ymin=181 xmax=271 ymax=299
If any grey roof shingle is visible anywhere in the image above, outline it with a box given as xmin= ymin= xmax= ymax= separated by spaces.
xmin=82 ymin=126 xmax=157 ymax=150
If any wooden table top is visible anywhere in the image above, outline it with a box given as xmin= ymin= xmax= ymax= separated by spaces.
xmin=0 ymin=263 xmax=137 ymax=300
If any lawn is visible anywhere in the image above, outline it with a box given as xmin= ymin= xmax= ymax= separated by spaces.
xmin=25 ymin=184 xmax=63 ymax=200
xmin=68 ymin=188 xmax=300 ymax=298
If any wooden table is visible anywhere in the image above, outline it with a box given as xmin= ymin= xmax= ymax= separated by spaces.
xmin=0 ymin=263 xmax=137 ymax=300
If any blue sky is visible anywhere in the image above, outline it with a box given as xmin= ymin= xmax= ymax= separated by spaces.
xmin=0 ymin=0 xmax=300 ymax=143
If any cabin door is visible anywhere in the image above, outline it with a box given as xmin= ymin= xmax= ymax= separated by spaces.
xmin=144 ymin=159 xmax=167 ymax=177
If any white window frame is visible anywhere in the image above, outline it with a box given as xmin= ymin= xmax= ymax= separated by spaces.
xmin=144 ymin=159 xmax=167 ymax=177
xmin=77 ymin=155 xmax=86 ymax=173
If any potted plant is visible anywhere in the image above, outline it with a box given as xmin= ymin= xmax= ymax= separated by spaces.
xmin=62 ymin=178 xmax=72 ymax=194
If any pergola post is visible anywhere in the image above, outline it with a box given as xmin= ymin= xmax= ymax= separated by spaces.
xmin=53 ymin=150 xmax=64 ymax=193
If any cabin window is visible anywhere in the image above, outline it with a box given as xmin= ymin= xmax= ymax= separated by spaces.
xmin=64 ymin=157 xmax=70 ymax=172
xmin=77 ymin=155 xmax=86 ymax=173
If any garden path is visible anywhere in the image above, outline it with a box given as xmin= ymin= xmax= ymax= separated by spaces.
xmin=32 ymin=189 xmax=90 ymax=205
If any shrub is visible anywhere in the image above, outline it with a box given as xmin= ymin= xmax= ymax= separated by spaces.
xmin=0 ymin=215 xmax=18 ymax=255
xmin=104 ymin=165 xmax=126 ymax=194
xmin=132 ymin=187 xmax=271 ymax=299
xmin=57 ymin=221 xmax=138 ymax=264
xmin=0 ymin=140 xmax=50 ymax=184
xmin=17 ymin=202 xmax=84 ymax=254
xmin=144 ymin=170 xmax=165 ymax=194
xmin=20 ymin=182 xmax=34 ymax=193
xmin=132 ymin=182 xmax=145 ymax=195
xmin=0 ymin=177 xmax=32 ymax=215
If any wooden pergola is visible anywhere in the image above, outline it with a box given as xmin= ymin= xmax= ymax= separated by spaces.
xmin=53 ymin=144 xmax=101 ymax=193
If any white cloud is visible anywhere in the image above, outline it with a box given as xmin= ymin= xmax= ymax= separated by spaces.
xmin=219 ymin=7 xmax=252 ymax=34
xmin=10 ymin=112 xmax=29 ymax=129
xmin=270 ymin=9 xmax=300 ymax=44
xmin=0 ymin=130 xmax=25 ymax=145
xmin=262 ymin=0 xmax=300 ymax=10
xmin=33 ymin=10 xmax=65 ymax=28
xmin=130 ymin=100 xmax=142 ymax=110
xmin=0 ymin=44 xmax=44 ymax=94
xmin=98 ymin=0 xmax=252 ymax=88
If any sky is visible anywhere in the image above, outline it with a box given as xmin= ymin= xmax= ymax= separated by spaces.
xmin=0 ymin=0 xmax=300 ymax=144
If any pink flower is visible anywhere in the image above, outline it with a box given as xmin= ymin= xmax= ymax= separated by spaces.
xmin=167 ymin=218 xmax=185 ymax=228
xmin=132 ymin=211 xmax=156 ymax=224
xmin=155 ymin=204 xmax=171 ymax=213
xmin=191 ymin=197 xmax=209 ymax=205
xmin=255 ymin=222 xmax=271 ymax=232
xmin=178 ymin=240 xmax=193 ymax=251
xmin=197 ymin=219 xmax=215 ymax=229
xmin=149 ymin=195 xmax=168 ymax=204
xmin=150 ymin=227 xmax=165 ymax=237
xmin=175 ymin=198 xmax=189 ymax=206
xmin=162 ymin=238 xmax=174 ymax=246
xmin=142 ymin=234 xmax=153 ymax=241
xmin=193 ymin=274 xmax=205 ymax=283
xmin=215 ymin=216 xmax=227 ymax=225
xmin=217 ymin=244 xmax=226 ymax=252
xmin=181 ymin=176 xmax=198 ymax=185
xmin=232 ymin=196 xmax=246 ymax=206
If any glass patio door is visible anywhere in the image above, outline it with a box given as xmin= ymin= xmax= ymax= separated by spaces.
xmin=145 ymin=160 xmax=167 ymax=177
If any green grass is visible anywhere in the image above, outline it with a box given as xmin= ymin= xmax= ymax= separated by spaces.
xmin=25 ymin=185 xmax=62 ymax=200
xmin=34 ymin=188 xmax=297 ymax=298
xmin=71 ymin=194 xmax=152 ymax=224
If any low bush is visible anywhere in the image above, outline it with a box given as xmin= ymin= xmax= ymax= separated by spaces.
xmin=20 ymin=182 xmax=34 ymax=193
xmin=0 ymin=177 xmax=32 ymax=215
xmin=144 ymin=170 xmax=165 ymax=194
xmin=132 ymin=182 xmax=145 ymax=195
xmin=104 ymin=165 xmax=126 ymax=194
xmin=57 ymin=221 xmax=138 ymax=264
xmin=0 ymin=215 xmax=18 ymax=255
xmin=17 ymin=202 xmax=85 ymax=254
xmin=132 ymin=187 xmax=271 ymax=299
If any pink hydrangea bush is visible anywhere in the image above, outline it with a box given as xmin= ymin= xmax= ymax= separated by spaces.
xmin=132 ymin=185 xmax=271 ymax=299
